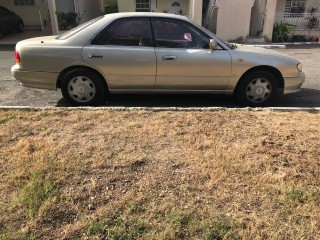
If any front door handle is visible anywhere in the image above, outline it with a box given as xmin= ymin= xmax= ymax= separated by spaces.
xmin=162 ymin=55 xmax=177 ymax=61
xmin=88 ymin=53 xmax=103 ymax=58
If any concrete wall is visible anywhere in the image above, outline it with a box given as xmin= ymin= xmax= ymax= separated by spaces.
xmin=262 ymin=0 xmax=277 ymax=41
xmin=117 ymin=0 xmax=201 ymax=24
xmin=275 ymin=0 xmax=285 ymax=13
xmin=78 ymin=0 xmax=104 ymax=23
xmin=249 ymin=0 xmax=278 ymax=41
xmin=189 ymin=0 xmax=203 ymax=24
xmin=118 ymin=0 xmax=135 ymax=12
xmin=215 ymin=0 xmax=255 ymax=40
xmin=307 ymin=0 xmax=320 ymax=8
xmin=1 ymin=0 xmax=42 ymax=27
xmin=250 ymin=0 xmax=266 ymax=36
xmin=49 ymin=0 xmax=104 ymax=35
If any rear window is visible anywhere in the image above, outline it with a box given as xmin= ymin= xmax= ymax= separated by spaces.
xmin=56 ymin=16 xmax=104 ymax=40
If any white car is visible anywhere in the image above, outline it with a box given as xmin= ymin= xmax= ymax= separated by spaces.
xmin=12 ymin=12 xmax=305 ymax=107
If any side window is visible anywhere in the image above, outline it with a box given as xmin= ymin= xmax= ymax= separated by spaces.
xmin=91 ymin=18 xmax=153 ymax=47
xmin=151 ymin=19 xmax=209 ymax=49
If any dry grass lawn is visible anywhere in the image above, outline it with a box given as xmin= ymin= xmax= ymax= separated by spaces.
xmin=0 ymin=109 xmax=319 ymax=240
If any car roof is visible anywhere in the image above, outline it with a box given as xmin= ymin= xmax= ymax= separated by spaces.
xmin=103 ymin=12 xmax=189 ymax=21
xmin=0 ymin=6 xmax=9 ymax=10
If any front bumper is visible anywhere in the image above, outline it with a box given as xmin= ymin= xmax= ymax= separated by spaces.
xmin=11 ymin=64 xmax=58 ymax=90
xmin=283 ymin=71 xmax=305 ymax=94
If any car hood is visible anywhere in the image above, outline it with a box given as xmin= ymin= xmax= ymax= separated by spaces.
xmin=232 ymin=44 xmax=294 ymax=59
xmin=229 ymin=44 xmax=300 ymax=66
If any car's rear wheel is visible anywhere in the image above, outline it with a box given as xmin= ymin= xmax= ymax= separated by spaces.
xmin=236 ymin=70 xmax=277 ymax=107
xmin=61 ymin=69 xmax=106 ymax=106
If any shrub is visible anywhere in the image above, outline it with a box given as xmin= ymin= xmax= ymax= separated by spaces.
xmin=56 ymin=11 xmax=83 ymax=30
xmin=305 ymin=7 xmax=319 ymax=35
xmin=272 ymin=22 xmax=295 ymax=43
xmin=105 ymin=0 xmax=118 ymax=14
xmin=291 ymin=34 xmax=307 ymax=42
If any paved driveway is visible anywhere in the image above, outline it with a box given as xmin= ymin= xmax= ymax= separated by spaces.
xmin=1 ymin=45 xmax=319 ymax=107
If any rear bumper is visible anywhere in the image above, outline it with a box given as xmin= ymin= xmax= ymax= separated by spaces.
xmin=11 ymin=65 xmax=58 ymax=90
xmin=283 ymin=71 xmax=305 ymax=94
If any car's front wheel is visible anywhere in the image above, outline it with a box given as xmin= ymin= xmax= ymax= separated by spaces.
xmin=61 ymin=69 xmax=106 ymax=106
xmin=236 ymin=70 xmax=278 ymax=107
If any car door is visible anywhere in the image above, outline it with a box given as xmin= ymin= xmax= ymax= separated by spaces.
xmin=151 ymin=18 xmax=232 ymax=91
xmin=83 ymin=17 xmax=156 ymax=90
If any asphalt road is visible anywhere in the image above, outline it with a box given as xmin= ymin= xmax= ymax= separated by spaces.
xmin=1 ymin=44 xmax=320 ymax=108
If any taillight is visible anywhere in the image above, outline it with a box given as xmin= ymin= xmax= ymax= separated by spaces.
xmin=14 ymin=50 xmax=20 ymax=64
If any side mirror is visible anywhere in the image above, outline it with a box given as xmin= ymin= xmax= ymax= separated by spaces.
xmin=209 ymin=39 xmax=218 ymax=50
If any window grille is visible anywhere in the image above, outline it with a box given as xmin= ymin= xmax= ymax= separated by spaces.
xmin=136 ymin=0 xmax=150 ymax=12
xmin=285 ymin=0 xmax=306 ymax=13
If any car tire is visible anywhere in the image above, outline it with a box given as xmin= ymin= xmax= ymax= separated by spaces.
xmin=236 ymin=70 xmax=278 ymax=107
xmin=61 ymin=68 xmax=107 ymax=106
xmin=17 ymin=22 xmax=24 ymax=33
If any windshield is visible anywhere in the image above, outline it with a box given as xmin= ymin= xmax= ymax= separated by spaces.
xmin=56 ymin=16 xmax=104 ymax=40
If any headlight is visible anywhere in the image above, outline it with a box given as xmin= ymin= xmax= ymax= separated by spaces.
xmin=297 ymin=63 xmax=303 ymax=72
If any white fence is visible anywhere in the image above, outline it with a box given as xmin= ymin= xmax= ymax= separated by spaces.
xmin=275 ymin=13 xmax=320 ymax=31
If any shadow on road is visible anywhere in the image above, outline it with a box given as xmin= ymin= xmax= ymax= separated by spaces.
xmin=56 ymin=88 xmax=320 ymax=108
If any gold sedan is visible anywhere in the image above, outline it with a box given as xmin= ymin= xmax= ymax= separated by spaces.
xmin=12 ymin=12 xmax=305 ymax=107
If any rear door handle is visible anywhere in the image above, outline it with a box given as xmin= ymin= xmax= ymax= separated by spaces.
xmin=88 ymin=53 xmax=103 ymax=58
xmin=162 ymin=55 xmax=177 ymax=61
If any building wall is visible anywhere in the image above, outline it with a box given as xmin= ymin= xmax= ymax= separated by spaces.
xmin=1 ymin=0 xmax=42 ymax=27
xmin=250 ymin=0 xmax=266 ymax=36
xmin=276 ymin=0 xmax=320 ymax=13
xmin=262 ymin=0 xmax=277 ymax=41
xmin=189 ymin=0 xmax=202 ymax=24
xmin=275 ymin=0 xmax=285 ymax=13
xmin=78 ymin=0 xmax=104 ymax=23
xmin=118 ymin=0 xmax=135 ymax=12
xmin=117 ymin=0 xmax=200 ymax=24
xmin=215 ymin=0 xmax=255 ymax=40
xmin=307 ymin=0 xmax=320 ymax=8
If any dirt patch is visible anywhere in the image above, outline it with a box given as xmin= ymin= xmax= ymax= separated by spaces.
xmin=0 ymin=109 xmax=319 ymax=239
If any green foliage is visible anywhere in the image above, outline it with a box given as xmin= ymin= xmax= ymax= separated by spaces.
xmin=87 ymin=221 xmax=106 ymax=236
xmin=291 ymin=34 xmax=307 ymax=42
xmin=291 ymin=34 xmax=317 ymax=42
xmin=272 ymin=22 xmax=294 ymax=43
xmin=203 ymin=216 xmax=244 ymax=240
xmin=56 ymin=11 xmax=83 ymax=30
xmin=105 ymin=0 xmax=118 ymax=14
xmin=87 ymin=216 xmax=148 ymax=239
xmin=169 ymin=212 xmax=190 ymax=229
xmin=285 ymin=188 xmax=313 ymax=204
xmin=19 ymin=167 xmax=59 ymax=217
xmin=0 ymin=230 xmax=37 ymax=240
xmin=305 ymin=7 xmax=319 ymax=34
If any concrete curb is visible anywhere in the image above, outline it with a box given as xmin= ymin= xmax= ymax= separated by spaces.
xmin=249 ymin=42 xmax=319 ymax=49
xmin=0 ymin=106 xmax=319 ymax=112
xmin=254 ymin=45 xmax=286 ymax=49
xmin=281 ymin=42 xmax=319 ymax=46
